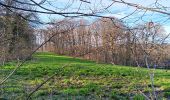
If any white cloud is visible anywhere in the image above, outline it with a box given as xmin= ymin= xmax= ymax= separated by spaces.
xmin=34 ymin=0 xmax=44 ymax=3
xmin=34 ymin=0 xmax=170 ymax=29
xmin=164 ymin=25 xmax=170 ymax=34
xmin=103 ymin=12 xmax=127 ymax=19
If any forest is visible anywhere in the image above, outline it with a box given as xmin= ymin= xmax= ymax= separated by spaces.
xmin=0 ymin=0 xmax=170 ymax=99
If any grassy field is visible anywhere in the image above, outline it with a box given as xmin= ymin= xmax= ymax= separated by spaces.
xmin=0 ymin=52 xmax=170 ymax=100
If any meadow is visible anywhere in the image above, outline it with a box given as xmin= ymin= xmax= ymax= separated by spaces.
xmin=0 ymin=52 xmax=170 ymax=100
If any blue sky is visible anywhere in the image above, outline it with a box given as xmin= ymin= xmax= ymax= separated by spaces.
xmin=35 ymin=0 xmax=170 ymax=33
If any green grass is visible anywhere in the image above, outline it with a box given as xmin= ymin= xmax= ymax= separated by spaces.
xmin=0 ymin=52 xmax=170 ymax=99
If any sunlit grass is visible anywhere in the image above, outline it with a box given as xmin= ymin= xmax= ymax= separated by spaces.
xmin=0 ymin=52 xmax=170 ymax=99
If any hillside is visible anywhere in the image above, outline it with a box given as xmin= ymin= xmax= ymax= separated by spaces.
xmin=0 ymin=52 xmax=170 ymax=99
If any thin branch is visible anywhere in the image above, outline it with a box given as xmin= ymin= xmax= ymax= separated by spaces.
xmin=26 ymin=64 xmax=69 ymax=100
xmin=0 ymin=24 xmax=75 ymax=85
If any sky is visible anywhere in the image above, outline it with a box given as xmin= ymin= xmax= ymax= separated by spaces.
xmin=34 ymin=0 xmax=170 ymax=34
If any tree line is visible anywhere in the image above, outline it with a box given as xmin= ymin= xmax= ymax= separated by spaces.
xmin=0 ymin=0 xmax=36 ymax=65
xmin=41 ymin=18 xmax=170 ymax=67
xmin=0 ymin=0 xmax=170 ymax=68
